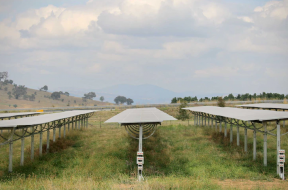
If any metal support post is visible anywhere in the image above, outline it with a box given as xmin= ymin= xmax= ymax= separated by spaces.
xmin=53 ymin=127 xmax=56 ymax=142
xmin=201 ymin=115 xmax=203 ymax=126
xmin=253 ymin=127 xmax=257 ymax=161
xmin=9 ymin=129 xmax=14 ymax=172
xmin=86 ymin=117 xmax=88 ymax=128
xmin=20 ymin=129 xmax=25 ymax=166
xmin=47 ymin=129 xmax=50 ymax=153
xmin=244 ymin=128 xmax=247 ymax=152
xmin=39 ymin=125 xmax=43 ymax=156
xmin=64 ymin=122 xmax=66 ymax=138
xmin=138 ymin=125 xmax=144 ymax=181
xmin=31 ymin=127 xmax=35 ymax=161
xmin=208 ymin=117 xmax=210 ymax=127
xmin=277 ymin=121 xmax=281 ymax=174
xmin=224 ymin=122 xmax=227 ymax=137
xmin=68 ymin=121 xmax=70 ymax=132
xmin=263 ymin=122 xmax=267 ymax=166
xmin=59 ymin=125 xmax=61 ymax=139
xmin=230 ymin=124 xmax=233 ymax=143
xmin=237 ymin=126 xmax=240 ymax=146
xmin=220 ymin=121 xmax=222 ymax=132
xmin=78 ymin=118 xmax=80 ymax=129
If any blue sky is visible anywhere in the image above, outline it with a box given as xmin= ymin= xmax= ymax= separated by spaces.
xmin=0 ymin=0 xmax=287 ymax=95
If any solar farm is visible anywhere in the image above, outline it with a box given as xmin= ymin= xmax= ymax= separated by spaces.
xmin=0 ymin=104 xmax=288 ymax=189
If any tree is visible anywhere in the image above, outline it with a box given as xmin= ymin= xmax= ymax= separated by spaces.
xmin=127 ymin=98 xmax=134 ymax=105
xmin=114 ymin=96 xmax=127 ymax=105
xmin=227 ymin=93 xmax=234 ymax=100
xmin=217 ymin=97 xmax=225 ymax=107
xmin=64 ymin=92 xmax=69 ymax=96
xmin=74 ymin=100 xmax=76 ymax=103
xmin=83 ymin=92 xmax=96 ymax=100
xmin=51 ymin=91 xmax=61 ymax=100
xmin=12 ymin=85 xmax=27 ymax=99
xmin=13 ymin=104 xmax=17 ymax=108
xmin=100 ymin=96 xmax=104 ymax=102
xmin=171 ymin=97 xmax=177 ymax=103
xmin=4 ymin=87 xmax=7 ymax=91
xmin=29 ymin=94 xmax=35 ymax=101
xmin=39 ymin=85 xmax=48 ymax=91
xmin=7 ymin=91 xmax=12 ymax=99
xmin=0 ymin=72 xmax=8 ymax=82
xmin=177 ymin=101 xmax=189 ymax=121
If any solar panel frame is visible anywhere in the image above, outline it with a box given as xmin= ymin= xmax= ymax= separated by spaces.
xmin=0 ymin=110 xmax=98 ymax=129
xmin=0 ymin=112 xmax=41 ymax=119
xmin=236 ymin=103 xmax=288 ymax=110
xmin=105 ymin=107 xmax=177 ymax=124
xmin=183 ymin=106 xmax=288 ymax=122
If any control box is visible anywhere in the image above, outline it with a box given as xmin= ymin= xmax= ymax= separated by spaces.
xmin=137 ymin=151 xmax=144 ymax=165
xmin=278 ymin=149 xmax=285 ymax=180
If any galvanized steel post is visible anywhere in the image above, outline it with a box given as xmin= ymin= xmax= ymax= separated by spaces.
xmin=244 ymin=128 xmax=247 ymax=152
xmin=53 ymin=126 xmax=56 ymax=142
xmin=224 ymin=122 xmax=227 ymax=137
xmin=253 ymin=127 xmax=257 ymax=161
xmin=220 ymin=121 xmax=222 ymax=132
xmin=59 ymin=124 xmax=61 ymax=139
xmin=8 ymin=129 xmax=14 ymax=172
xmin=277 ymin=121 xmax=280 ymax=174
xmin=263 ymin=122 xmax=267 ymax=166
xmin=31 ymin=126 xmax=35 ymax=161
xmin=39 ymin=125 xmax=43 ymax=156
xmin=47 ymin=128 xmax=50 ymax=153
xmin=20 ymin=129 xmax=25 ymax=166
xmin=237 ymin=126 xmax=240 ymax=146
xmin=64 ymin=121 xmax=66 ymax=138
xmin=230 ymin=124 xmax=233 ymax=143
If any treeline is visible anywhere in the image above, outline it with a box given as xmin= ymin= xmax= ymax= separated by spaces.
xmin=171 ymin=92 xmax=288 ymax=103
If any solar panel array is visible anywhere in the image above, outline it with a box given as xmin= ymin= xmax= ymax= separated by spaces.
xmin=0 ymin=112 xmax=40 ymax=119
xmin=183 ymin=106 xmax=288 ymax=122
xmin=105 ymin=107 xmax=177 ymax=124
xmin=236 ymin=103 xmax=288 ymax=110
xmin=0 ymin=110 xmax=97 ymax=129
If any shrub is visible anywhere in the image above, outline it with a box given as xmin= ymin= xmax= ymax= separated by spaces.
xmin=217 ymin=97 xmax=225 ymax=107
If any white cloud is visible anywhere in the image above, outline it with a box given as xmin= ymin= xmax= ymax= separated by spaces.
xmin=194 ymin=67 xmax=239 ymax=78
xmin=0 ymin=0 xmax=288 ymax=94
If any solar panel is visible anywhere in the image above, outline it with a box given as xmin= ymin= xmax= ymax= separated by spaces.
xmin=0 ymin=112 xmax=41 ymax=119
xmin=0 ymin=110 xmax=98 ymax=129
xmin=183 ymin=106 xmax=288 ymax=122
xmin=236 ymin=103 xmax=288 ymax=110
xmin=105 ymin=107 xmax=177 ymax=124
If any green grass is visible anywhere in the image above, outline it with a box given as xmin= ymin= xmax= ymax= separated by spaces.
xmin=0 ymin=110 xmax=287 ymax=189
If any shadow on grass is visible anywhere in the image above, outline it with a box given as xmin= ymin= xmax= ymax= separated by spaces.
xmin=202 ymin=127 xmax=278 ymax=179
xmin=0 ymin=132 xmax=81 ymax=182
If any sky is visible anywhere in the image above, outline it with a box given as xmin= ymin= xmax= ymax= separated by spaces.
xmin=0 ymin=0 xmax=288 ymax=95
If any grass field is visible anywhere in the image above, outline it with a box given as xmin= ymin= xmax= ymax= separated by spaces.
xmin=0 ymin=83 xmax=110 ymax=109
xmin=0 ymin=108 xmax=288 ymax=189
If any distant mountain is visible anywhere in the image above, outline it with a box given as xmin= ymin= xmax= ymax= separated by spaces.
xmin=64 ymin=84 xmax=225 ymax=104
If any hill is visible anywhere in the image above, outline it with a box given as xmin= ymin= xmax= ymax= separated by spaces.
xmin=0 ymin=83 xmax=111 ymax=109
xmin=65 ymin=84 xmax=224 ymax=104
